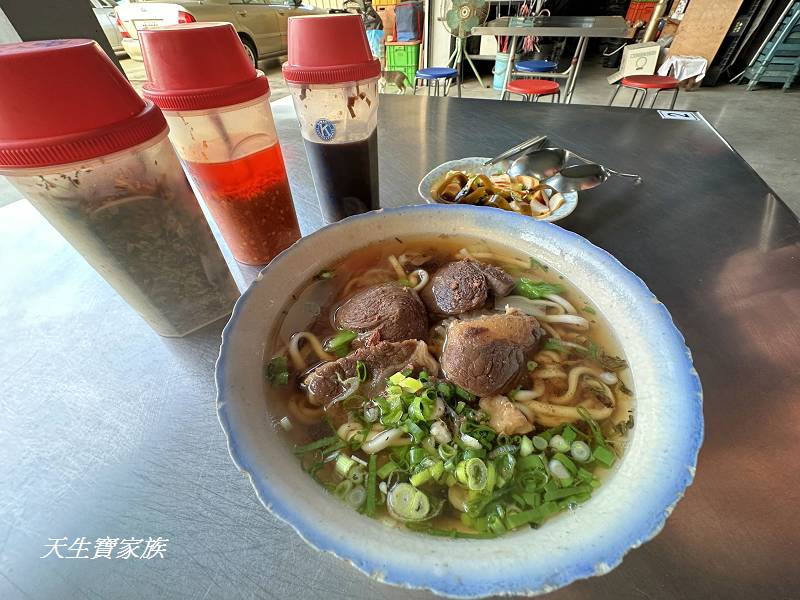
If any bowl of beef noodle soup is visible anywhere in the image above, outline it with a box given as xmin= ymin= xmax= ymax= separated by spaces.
xmin=216 ymin=204 xmax=703 ymax=597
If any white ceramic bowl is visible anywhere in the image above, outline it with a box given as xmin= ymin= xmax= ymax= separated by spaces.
xmin=216 ymin=205 xmax=703 ymax=598
xmin=417 ymin=157 xmax=579 ymax=222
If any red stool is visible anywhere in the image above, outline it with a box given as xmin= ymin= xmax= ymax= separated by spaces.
xmin=504 ymin=79 xmax=561 ymax=103
xmin=609 ymin=75 xmax=679 ymax=109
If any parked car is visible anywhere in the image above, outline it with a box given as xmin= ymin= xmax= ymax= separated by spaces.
xmin=91 ymin=0 xmax=127 ymax=55
xmin=115 ymin=0 xmax=327 ymax=67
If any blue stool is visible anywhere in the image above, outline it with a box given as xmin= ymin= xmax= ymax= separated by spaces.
xmin=414 ymin=67 xmax=458 ymax=97
xmin=515 ymin=59 xmax=557 ymax=73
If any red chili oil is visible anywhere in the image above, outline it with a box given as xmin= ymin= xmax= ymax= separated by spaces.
xmin=185 ymin=143 xmax=300 ymax=265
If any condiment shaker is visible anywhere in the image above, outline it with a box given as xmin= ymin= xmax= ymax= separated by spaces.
xmin=0 ymin=40 xmax=239 ymax=337
xmin=139 ymin=23 xmax=301 ymax=266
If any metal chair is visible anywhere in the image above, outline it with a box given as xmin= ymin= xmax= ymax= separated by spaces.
xmin=609 ymin=75 xmax=680 ymax=109
xmin=504 ymin=79 xmax=561 ymax=102
xmin=413 ymin=68 xmax=458 ymax=97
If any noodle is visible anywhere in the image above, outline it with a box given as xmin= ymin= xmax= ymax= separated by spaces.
xmin=388 ymin=255 xmax=406 ymax=279
xmin=288 ymin=394 xmax=325 ymax=424
xmin=289 ymin=331 xmax=335 ymax=371
xmin=546 ymin=293 xmax=577 ymax=315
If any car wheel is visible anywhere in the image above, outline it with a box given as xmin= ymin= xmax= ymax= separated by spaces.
xmin=239 ymin=36 xmax=258 ymax=68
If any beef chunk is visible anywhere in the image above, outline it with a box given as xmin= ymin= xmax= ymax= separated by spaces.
xmin=479 ymin=395 xmax=533 ymax=435
xmin=304 ymin=340 xmax=439 ymax=406
xmin=335 ymin=282 xmax=427 ymax=344
xmin=441 ymin=308 xmax=543 ymax=397
xmin=421 ymin=259 xmax=515 ymax=316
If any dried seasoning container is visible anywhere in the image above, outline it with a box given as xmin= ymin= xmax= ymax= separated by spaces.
xmin=283 ymin=14 xmax=381 ymax=223
xmin=139 ymin=23 xmax=301 ymax=266
xmin=0 ymin=39 xmax=239 ymax=337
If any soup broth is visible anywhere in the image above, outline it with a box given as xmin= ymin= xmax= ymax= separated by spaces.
xmin=265 ymin=235 xmax=633 ymax=537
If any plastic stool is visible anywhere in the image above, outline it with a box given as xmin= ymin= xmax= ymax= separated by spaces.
xmin=504 ymin=79 xmax=561 ymax=102
xmin=413 ymin=67 xmax=458 ymax=97
xmin=515 ymin=59 xmax=557 ymax=73
xmin=609 ymin=75 xmax=680 ymax=109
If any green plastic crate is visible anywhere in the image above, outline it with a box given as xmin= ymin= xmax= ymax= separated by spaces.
xmin=386 ymin=43 xmax=420 ymax=88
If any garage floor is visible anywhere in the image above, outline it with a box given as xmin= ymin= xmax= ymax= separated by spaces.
xmin=1 ymin=56 xmax=797 ymax=218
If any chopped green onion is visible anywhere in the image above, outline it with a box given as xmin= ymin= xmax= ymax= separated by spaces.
xmin=438 ymin=443 xmax=457 ymax=461
xmin=335 ymin=454 xmax=356 ymax=478
xmin=519 ymin=435 xmax=534 ymax=457
xmin=576 ymin=467 xmax=595 ymax=483
xmin=593 ymin=445 xmax=616 ymax=468
xmin=561 ymin=426 xmax=578 ymax=444
xmin=408 ymin=445 xmax=426 ymax=466
xmin=355 ymin=360 xmax=368 ymax=382
xmin=531 ymin=435 xmax=548 ymax=451
xmin=526 ymin=360 xmax=538 ymax=372
xmin=387 ymin=483 xmax=430 ymax=522
xmin=377 ymin=460 xmax=400 ymax=479
xmin=455 ymin=386 xmax=475 ymax=402
xmin=582 ymin=305 xmax=596 ymax=315
xmin=418 ymin=371 xmax=429 ymax=382
xmin=514 ymin=278 xmax=564 ymax=299
xmin=345 ymin=485 xmax=366 ymax=508
xmin=399 ymin=376 xmax=423 ymax=393
xmin=461 ymin=447 xmax=486 ymax=460
xmin=549 ymin=434 xmax=570 ymax=453
xmin=552 ymin=452 xmax=578 ymax=476
xmin=430 ymin=460 xmax=444 ymax=480
xmin=323 ymin=329 xmax=357 ymax=352
xmin=410 ymin=467 xmax=433 ymax=487
xmin=548 ymin=458 xmax=571 ymax=480
xmin=293 ymin=435 xmax=341 ymax=455
xmin=388 ymin=372 xmax=406 ymax=385
xmin=314 ymin=269 xmax=334 ymax=280
xmin=455 ymin=400 xmax=466 ymax=414
xmin=437 ymin=382 xmax=453 ymax=399
xmin=543 ymin=339 xmax=568 ymax=353
xmin=543 ymin=483 xmax=592 ymax=502
xmin=365 ymin=454 xmax=377 ymax=517
xmin=405 ymin=421 xmax=426 ymax=444
xmin=570 ymin=440 xmax=592 ymax=463
xmin=494 ymin=453 xmax=516 ymax=481
xmin=266 ymin=356 xmax=289 ymax=386
xmin=456 ymin=458 xmax=488 ymax=491
xmin=518 ymin=454 xmax=545 ymax=472
xmin=398 ymin=278 xmax=413 ymax=287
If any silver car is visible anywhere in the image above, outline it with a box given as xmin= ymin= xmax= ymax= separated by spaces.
xmin=115 ymin=0 xmax=327 ymax=67
xmin=91 ymin=0 xmax=126 ymax=55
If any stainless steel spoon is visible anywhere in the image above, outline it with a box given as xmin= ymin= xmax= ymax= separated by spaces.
xmin=544 ymin=163 xmax=643 ymax=194
xmin=483 ymin=135 xmax=548 ymax=169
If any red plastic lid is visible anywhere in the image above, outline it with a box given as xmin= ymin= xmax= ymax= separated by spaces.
xmin=0 ymin=39 xmax=166 ymax=169
xmin=140 ymin=23 xmax=268 ymax=111
xmin=282 ymin=14 xmax=380 ymax=85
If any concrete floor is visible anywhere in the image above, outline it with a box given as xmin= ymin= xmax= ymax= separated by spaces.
xmin=2 ymin=55 xmax=798 ymax=217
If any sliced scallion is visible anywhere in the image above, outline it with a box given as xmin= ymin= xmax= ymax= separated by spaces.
xmin=387 ymin=483 xmax=430 ymax=522
xmin=355 ymin=360 xmax=368 ymax=382
xmin=323 ymin=329 xmax=357 ymax=352
xmin=519 ymin=435 xmax=533 ymax=457
xmin=531 ymin=435 xmax=548 ymax=451
xmin=549 ymin=434 xmax=570 ymax=453
xmin=335 ymin=454 xmax=356 ymax=478
xmin=570 ymin=440 xmax=592 ymax=463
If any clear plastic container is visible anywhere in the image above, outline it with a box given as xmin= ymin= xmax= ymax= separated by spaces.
xmin=161 ymin=94 xmax=300 ymax=265
xmin=139 ymin=23 xmax=301 ymax=265
xmin=0 ymin=132 xmax=239 ymax=337
xmin=287 ymin=79 xmax=380 ymax=223
xmin=282 ymin=14 xmax=382 ymax=223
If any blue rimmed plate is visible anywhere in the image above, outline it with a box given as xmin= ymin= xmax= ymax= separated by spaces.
xmin=216 ymin=205 xmax=703 ymax=598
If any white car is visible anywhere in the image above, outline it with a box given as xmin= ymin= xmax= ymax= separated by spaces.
xmin=115 ymin=0 xmax=327 ymax=66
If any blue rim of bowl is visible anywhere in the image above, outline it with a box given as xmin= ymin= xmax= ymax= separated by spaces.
xmin=216 ymin=205 xmax=703 ymax=598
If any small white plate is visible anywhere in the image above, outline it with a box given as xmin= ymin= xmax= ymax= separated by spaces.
xmin=418 ymin=156 xmax=579 ymax=222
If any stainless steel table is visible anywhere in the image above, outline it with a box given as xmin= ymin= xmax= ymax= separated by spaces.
xmin=472 ymin=16 xmax=631 ymax=102
xmin=2 ymin=95 xmax=799 ymax=600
